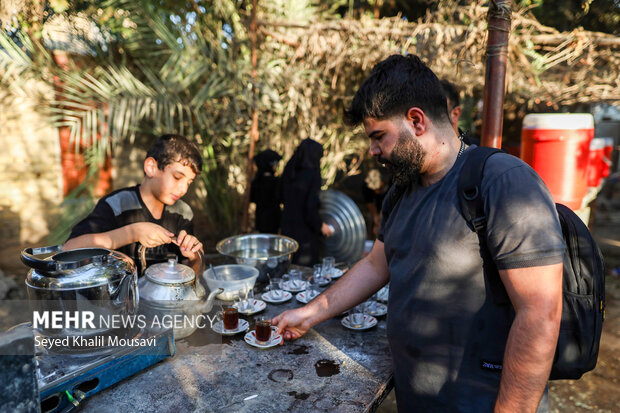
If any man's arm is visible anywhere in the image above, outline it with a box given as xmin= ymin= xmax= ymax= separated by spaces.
xmin=495 ymin=262 xmax=563 ymax=413
xmin=273 ymin=240 xmax=390 ymax=340
xmin=63 ymin=222 xmax=175 ymax=251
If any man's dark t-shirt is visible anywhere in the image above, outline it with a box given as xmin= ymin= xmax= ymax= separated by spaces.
xmin=68 ymin=185 xmax=194 ymax=274
xmin=377 ymin=147 xmax=564 ymax=412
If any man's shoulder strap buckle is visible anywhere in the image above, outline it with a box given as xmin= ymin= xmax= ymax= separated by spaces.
xmin=471 ymin=216 xmax=487 ymax=233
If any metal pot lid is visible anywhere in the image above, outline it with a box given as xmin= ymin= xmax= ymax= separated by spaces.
xmin=145 ymin=259 xmax=195 ymax=285
xmin=23 ymin=247 xmax=136 ymax=290
xmin=319 ymin=189 xmax=366 ymax=264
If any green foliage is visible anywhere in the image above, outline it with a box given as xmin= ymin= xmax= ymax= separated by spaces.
xmin=5 ymin=0 xmax=614 ymax=246
xmin=1 ymin=0 xmax=367 ymax=242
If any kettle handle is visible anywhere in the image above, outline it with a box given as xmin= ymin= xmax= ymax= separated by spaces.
xmin=193 ymin=250 xmax=205 ymax=294
xmin=21 ymin=245 xmax=109 ymax=273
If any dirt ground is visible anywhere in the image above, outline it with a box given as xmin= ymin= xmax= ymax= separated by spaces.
xmin=2 ymin=181 xmax=620 ymax=412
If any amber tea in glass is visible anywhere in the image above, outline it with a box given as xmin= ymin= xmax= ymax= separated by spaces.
xmin=222 ymin=308 xmax=239 ymax=330
xmin=255 ymin=319 xmax=272 ymax=343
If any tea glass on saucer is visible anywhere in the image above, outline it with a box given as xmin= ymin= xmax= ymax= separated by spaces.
xmin=313 ymin=264 xmax=331 ymax=286
xmin=289 ymin=269 xmax=303 ymax=290
xmin=254 ymin=317 xmax=274 ymax=344
xmin=306 ymin=277 xmax=320 ymax=301
xmin=221 ymin=306 xmax=239 ymax=330
xmin=348 ymin=305 xmax=367 ymax=328
xmin=235 ymin=290 xmax=255 ymax=313
xmin=363 ymin=300 xmax=387 ymax=317
xmin=267 ymin=279 xmax=284 ymax=300
xmin=322 ymin=256 xmax=336 ymax=277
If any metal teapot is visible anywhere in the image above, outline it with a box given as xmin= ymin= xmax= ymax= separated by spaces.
xmin=21 ymin=245 xmax=138 ymax=338
xmin=137 ymin=252 xmax=222 ymax=339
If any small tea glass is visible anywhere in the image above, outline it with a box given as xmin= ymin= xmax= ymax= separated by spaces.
xmin=217 ymin=306 xmax=239 ymax=331
xmin=281 ymin=273 xmax=290 ymax=289
xmin=322 ymin=256 xmax=335 ymax=277
xmin=255 ymin=316 xmax=275 ymax=344
xmin=363 ymin=300 xmax=378 ymax=315
xmin=235 ymin=289 xmax=254 ymax=312
xmin=289 ymin=269 xmax=302 ymax=290
xmin=268 ymin=279 xmax=284 ymax=300
xmin=313 ymin=264 xmax=330 ymax=286
xmin=306 ymin=277 xmax=321 ymax=300
xmin=348 ymin=305 xmax=366 ymax=328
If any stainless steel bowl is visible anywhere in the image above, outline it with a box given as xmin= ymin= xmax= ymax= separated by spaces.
xmin=216 ymin=234 xmax=299 ymax=282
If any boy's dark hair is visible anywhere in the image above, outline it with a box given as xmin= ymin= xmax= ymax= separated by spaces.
xmin=344 ymin=54 xmax=449 ymax=127
xmin=146 ymin=134 xmax=203 ymax=174
xmin=440 ymin=79 xmax=460 ymax=110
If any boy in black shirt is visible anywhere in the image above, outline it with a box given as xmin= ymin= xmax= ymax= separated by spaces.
xmin=64 ymin=134 xmax=204 ymax=274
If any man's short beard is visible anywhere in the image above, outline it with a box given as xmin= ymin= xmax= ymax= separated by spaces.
xmin=388 ymin=127 xmax=426 ymax=188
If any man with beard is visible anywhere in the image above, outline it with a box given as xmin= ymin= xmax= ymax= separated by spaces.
xmin=272 ymin=54 xmax=564 ymax=412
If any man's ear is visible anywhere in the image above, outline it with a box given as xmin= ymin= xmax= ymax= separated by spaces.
xmin=450 ymin=106 xmax=462 ymax=125
xmin=405 ymin=107 xmax=427 ymax=136
xmin=144 ymin=157 xmax=159 ymax=177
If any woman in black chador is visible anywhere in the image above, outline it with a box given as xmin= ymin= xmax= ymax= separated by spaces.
xmin=250 ymin=149 xmax=282 ymax=233
xmin=281 ymin=138 xmax=333 ymax=266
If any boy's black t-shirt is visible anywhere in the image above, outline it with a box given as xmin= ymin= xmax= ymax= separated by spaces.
xmin=68 ymin=185 xmax=194 ymax=274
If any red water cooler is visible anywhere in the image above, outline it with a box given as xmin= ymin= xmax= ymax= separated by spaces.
xmin=587 ymin=138 xmax=610 ymax=188
xmin=521 ymin=114 xmax=594 ymax=210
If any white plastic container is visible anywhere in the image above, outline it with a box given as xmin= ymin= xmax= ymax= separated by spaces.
xmin=203 ymin=264 xmax=259 ymax=301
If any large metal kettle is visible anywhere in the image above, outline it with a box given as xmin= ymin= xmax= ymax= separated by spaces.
xmin=137 ymin=252 xmax=223 ymax=339
xmin=21 ymin=245 xmax=138 ymax=338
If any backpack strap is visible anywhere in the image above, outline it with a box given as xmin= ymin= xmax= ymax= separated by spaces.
xmin=458 ymin=147 xmax=502 ymax=233
xmin=458 ymin=146 xmax=511 ymax=305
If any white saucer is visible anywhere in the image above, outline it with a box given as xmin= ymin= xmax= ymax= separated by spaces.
xmin=316 ymin=278 xmax=331 ymax=287
xmin=244 ymin=329 xmax=282 ymax=348
xmin=327 ymin=268 xmax=344 ymax=279
xmin=364 ymin=301 xmax=388 ymax=317
xmin=212 ymin=319 xmax=250 ymax=335
xmin=233 ymin=299 xmax=267 ymax=315
xmin=376 ymin=285 xmax=389 ymax=302
xmin=261 ymin=290 xmax=292 ymax=304
xmin=341 ymin=314 xmax=378 ymax=331
xmin=281 ymin=280 xmax=307 ymax=292
xmin=295 ymin=291 xmax=319 ymax=304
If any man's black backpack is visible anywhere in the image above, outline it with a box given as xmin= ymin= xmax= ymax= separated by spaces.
xmin=458 ymin=146 xmax=606 ymax=380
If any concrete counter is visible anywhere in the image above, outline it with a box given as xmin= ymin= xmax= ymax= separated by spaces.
xmin=80 ymin=271 xmax=393 ymax=412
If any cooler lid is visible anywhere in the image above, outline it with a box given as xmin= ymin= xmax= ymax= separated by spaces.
xmin=590 ymin=137 xmax=608 ymax=150
xmin=523 ymin=113 xmax=594 ymax=130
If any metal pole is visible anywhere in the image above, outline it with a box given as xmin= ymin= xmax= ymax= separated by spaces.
xmin=481 ymin=0 xmax=512 ymax=149
xmin=241 ymin=0 xmax=260 ymax=233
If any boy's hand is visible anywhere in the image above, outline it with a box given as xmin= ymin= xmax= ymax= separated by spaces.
xmin=132 ymin=223 xmax=174 ymax=248
xmin=175 ymin=230 xmax=203 ymax=260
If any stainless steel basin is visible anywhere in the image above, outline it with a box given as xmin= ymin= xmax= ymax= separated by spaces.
xmin=216 ymin=234 xmax=298 ymax=282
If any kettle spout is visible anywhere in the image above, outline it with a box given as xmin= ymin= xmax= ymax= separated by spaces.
xmin=196 ymin=287 xmax=224 ymax=313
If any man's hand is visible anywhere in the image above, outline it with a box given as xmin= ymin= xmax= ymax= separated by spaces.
xmin=321 ymin=222 xmax=334 ymax=237
xmin=175 ymin=230 xmax=203 ymax=261
xmin=131 ymin=222 xmax=174 ymax=248
xmin=272 ymin=307 xmax=315 ymax=341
